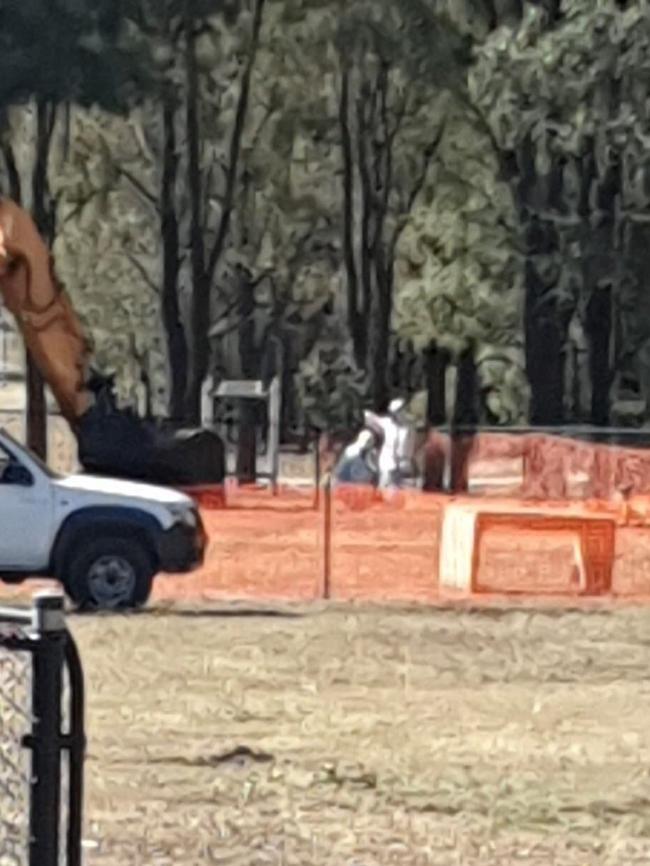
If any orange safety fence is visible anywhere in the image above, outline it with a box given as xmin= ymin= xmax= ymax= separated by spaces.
xmin=326 ymin=485 xmax=441 ymax=603
xmin=4 ymin=483 xmax=650 ymax=605
xmin=154 ymin=484 xmax=650 ymax=604
xmin=6 ymin=429 xmax=650 ymax=606
xmin=427 ymin=430 xmax=650 ymax=499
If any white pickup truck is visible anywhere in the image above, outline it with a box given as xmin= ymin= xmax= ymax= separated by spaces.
xmin=0 ymin=428 xmax=207 ymax=610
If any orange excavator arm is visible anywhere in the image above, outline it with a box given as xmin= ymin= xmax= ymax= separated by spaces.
xmin=0 ymin=197 xmax=225 ymax=492
xmin=0 ymin=198 xmax=93 ymax=426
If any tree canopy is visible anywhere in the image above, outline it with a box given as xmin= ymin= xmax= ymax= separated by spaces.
xmin=0 ymin=0 xmax=151 ymax=111
xmin=4 ymin=0 xmax=650 ymax=465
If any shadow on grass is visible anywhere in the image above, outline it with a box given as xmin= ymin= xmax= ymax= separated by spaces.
xmin=72 ymin=604 xmax=308 ymax=620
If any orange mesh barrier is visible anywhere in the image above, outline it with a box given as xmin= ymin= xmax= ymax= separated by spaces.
xmin=423 ymin=431 xmax=650 ymax=499
xmin=473 ymin=512 xmax=616 ymax=596
xmin=5 ymin=483 xmax=650 ymax=606
xmin=178 ymin=485 xmax=227 ymax=510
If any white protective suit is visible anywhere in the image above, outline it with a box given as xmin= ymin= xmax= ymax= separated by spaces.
xmin=364 ymin=399 xmax=410 ymax=489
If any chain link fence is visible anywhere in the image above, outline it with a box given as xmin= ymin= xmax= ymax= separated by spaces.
xmin=0 ymin=593 xmax=85 ymax=866
xmin=0 ymin=634 xmax=31 ymax=866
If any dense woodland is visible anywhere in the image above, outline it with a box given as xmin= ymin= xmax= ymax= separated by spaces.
xmin=0 ymin=0 xmax=647 ymax=455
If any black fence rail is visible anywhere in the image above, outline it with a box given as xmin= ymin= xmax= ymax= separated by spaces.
xmin=0 ymin=592 xmax=85 ymax=866
xmin=429 ymin=423 xmax=650 ymax=449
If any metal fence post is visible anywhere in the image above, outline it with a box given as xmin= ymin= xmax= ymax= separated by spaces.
xmin=64 ymin=634 xmax=86 ymax=866
xmin=323 ymin=473 xmax=332 ymax=599
xmin=27 ymin=591 xmax=65 ymax=866
xmin=313 ymin=432 xmax=321 ymax=511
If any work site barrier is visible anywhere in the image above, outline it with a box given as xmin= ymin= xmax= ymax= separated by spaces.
xmin=0 ymin=592 xmax=85 ymax=866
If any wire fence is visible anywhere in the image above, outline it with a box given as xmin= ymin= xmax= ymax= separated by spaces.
xmin=0 ymin=635 xmax=31 ymax=866
xmin=0 ymin=593 xmax=85 ymax=866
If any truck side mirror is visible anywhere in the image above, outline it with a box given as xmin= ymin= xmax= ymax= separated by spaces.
xmin=1 ymin=461 xmax=33 ymax=486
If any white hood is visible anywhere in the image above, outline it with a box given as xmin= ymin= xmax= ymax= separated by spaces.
xmin=54 ymin=473 xmax=193 ymax=507
xmin=344 ymin=430 xmax=374 ymax=458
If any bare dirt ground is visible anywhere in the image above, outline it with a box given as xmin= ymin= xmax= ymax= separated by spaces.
xmin=71 ymin=602 xmax=650 ymax=866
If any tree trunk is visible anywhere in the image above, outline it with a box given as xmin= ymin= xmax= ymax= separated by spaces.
xmin=453 ymin=346 xmax=479 ymax=427
xmin=27 ymin=99 xmax=57 ymax=459
xmin=356 ymin=94 xmax=373 ymax=371
xmin=183 ymin=17 xmax=210 ymax=424
xmin=585 ymin=286 xmax=612 ymax=427
xmin=509 ymin=127 xmax=571 ymax=429
xmin=160 ymin=97 xmax=188 ymax=421
xmin=1 ymin=144 xmax=21 ymax=204
xmin=204 ymin=0 xmax=265 ymax=292
xmin=426 ymin=344 xmax=448 ymax=426
xmin=338 ymin=66 xmax=363 ymax=367
xmin=525 ymin=321 xmax=566 ymax=425
xmin=236 ymin=272 xmax=257 ymax=483
xmin=367 ymin=64 xmax=394 ymax=412
xmin=423 ymin=344 xmax=448 ymax=492
xmin=450 ymin=346 xmax=478 ymax=493
xmin=183 ymin=0 xmax=265 ymax=423
xmin=524 ymin=262 xmax=566 ymax=426
xmin=369 ymin=257 xmax=392 ymax=411
xmin=25 ymin=357 xmax=47 ymax=458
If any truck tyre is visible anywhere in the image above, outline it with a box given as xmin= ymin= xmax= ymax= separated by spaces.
xmin=64 ymin=537 xmax=155 ymax=611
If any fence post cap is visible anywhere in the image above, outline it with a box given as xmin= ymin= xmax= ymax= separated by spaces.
xmin=31 ymin=590 xmax=66 ymax=634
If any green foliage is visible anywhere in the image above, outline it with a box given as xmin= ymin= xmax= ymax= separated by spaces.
xmin=52 ymin=106 xmax=167 ymax=411
xmin=378 ymin=0 xmax=472 ymax=87
xmin=0 ymin=0 xmax=153 ymax=112
xmin=207 ymin=0 xmax=344 ymax=383
xmin=471 ymin=0 xmax=650 ymax=153
xmin=393 ymin=104 xmax=528 ymax=422
xmin=475 ymin=346 xmax=530 ymax=424
xmin=295 ymin=319 xmax=368 ymax=434
xmin=19 ymin=0 xmax=650 ymax=434
xmin=471 ymin=0 xmax=650 ymax=417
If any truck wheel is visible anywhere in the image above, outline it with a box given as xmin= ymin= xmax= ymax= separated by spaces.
xmin=64 ymin=537 xmax=155 ymax=612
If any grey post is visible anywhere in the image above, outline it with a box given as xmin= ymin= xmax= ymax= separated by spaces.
xmin=28 ymin=590 xmax=66 ymax=866
xmin=31 ymin=590 xmax=66 ymax=636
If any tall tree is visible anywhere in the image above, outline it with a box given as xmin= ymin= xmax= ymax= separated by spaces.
xmin=334 ymin=2 xmax=468 ymax=410
xmin=0 ymin=0 xmax=153 ymax=456
xmin=160 ymin=94 xmax=187 ymax=419
xmin=203 ymin=0 xmax=344 ymax=468
xmin=52 ymin=106 xmax=167 ymax=414
xmin=37 ymin=0 xmax=261 ymax=426
xmin=27 ymin=100 xmax=58 ymax=458
xmin=472 ymin=0 xmax=650 ymax=426
xmin=182 ymin=0 xmax=267 ymax=422
xmin=393 ymin=102 xmax=527 ymax=425
xmin=135 ymin=0 xmax=190 ymax=419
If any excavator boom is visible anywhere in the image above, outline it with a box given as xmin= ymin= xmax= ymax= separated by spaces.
xmin=0 ymin=198 xmax=225 ymax=497
xmin=0 ymin=199 xmax=92 ymax=425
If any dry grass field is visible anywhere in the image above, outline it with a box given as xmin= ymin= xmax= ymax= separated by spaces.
xmin=5 ymin=480 xmax=650 ymax=863
xmin=70 ymin=602 xmax=650 ymax=866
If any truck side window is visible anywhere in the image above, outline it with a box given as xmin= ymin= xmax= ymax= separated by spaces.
xmin=0 ymin=445 xmax=31 ymax=486
xmin=0 ymin=447 xmax=10 ymax=481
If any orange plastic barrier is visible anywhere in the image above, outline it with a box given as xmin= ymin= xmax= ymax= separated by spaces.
xmin=10 ymin=487 xmax=650 ymax=605
xmin=439 ymin=500 xmax=616 ymax=597
xmin=475 ymin=512 xmax=616 ymax=595
xmin=179 ymin=485 xmax=227 ymax=510
xmin=423 ymin=431 xmax=650 ymax=499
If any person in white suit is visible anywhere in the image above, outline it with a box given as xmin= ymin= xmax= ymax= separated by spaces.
xmin=364 ymin=398 xmax=411 ymax=490
xmin=335 ymin=428 xmax=380 ymax=485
